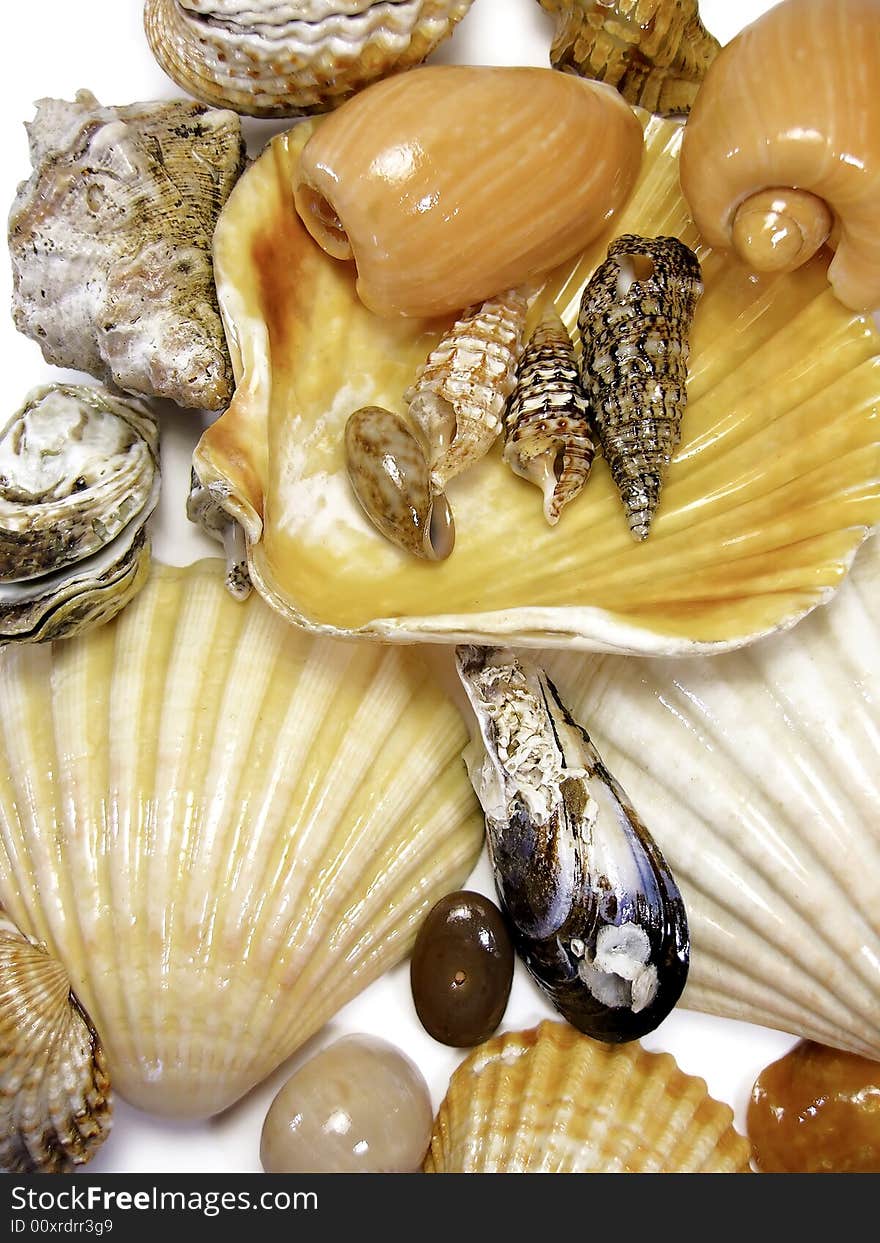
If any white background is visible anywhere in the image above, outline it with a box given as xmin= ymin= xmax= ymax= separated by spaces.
xmin=0 ymin=0 xmax=797 ymax=1173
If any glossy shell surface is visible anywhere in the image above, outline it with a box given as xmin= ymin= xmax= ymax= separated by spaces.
xmin=0 ymin=561 xmax=483 ymax=1118
xmin=194 ymin=112 xmax=880 ymax=654
xmin=145 ymin=0 xmax=475 ymax=118
xmin=425 ymin=1020 xmax=752 ymax=1172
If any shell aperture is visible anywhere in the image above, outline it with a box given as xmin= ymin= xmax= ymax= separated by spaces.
xmin=456 ymin=645 xmax=689 ymax=1042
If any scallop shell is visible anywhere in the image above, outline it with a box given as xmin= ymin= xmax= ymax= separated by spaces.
xmin=9 ymin=92 xmax=245 ymax=411
xmin=144 ymin=0 xmax=475 ymax=119
xmin=536 ymin=0 xmax=721 ymax=115
xmin=292 ymin=65 xmax=644 ymax=317
xmin=0 ymin=560 xmax=483 ymax=1118
xmin=679 ymin=0 xmax=880 ymax=311
xmin=405 ymin=290 xmax=528 ymax=491
xmin=192 ymin=112 xmax=880 ymax=655
xmin=424 ymin=1020 xmax=751 ymax=1172
xmin=0 ymin=910 xmax=112 ymax=1173
xmin=536 ymin=530 xmax=880 ymax=1058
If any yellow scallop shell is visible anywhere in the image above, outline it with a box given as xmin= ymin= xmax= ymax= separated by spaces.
xmin=194 ymin=113 xmax=880 ymax=655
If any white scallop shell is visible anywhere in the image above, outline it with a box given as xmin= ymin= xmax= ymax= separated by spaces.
xmin=539 ymin=530 xmax=880 ymax=1057
xmin=0 ymin=560 xmax=483 ymax=1118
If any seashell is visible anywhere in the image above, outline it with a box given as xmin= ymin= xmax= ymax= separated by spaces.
xmin=536 ymin=0 xmax=721 ymax=116
xmin=144 ymin=0 xmax=475 ymax=119
xmin=186 ymin=468 xmax=252 ymax=600
xmin=578 ymin=234 xmax=703 ymax=540
xmin=9 ymin=91 xmax=245 ymax=411
xmin=344 ymin=406 xmax=454 ymax=560
xmin=292 ymin=65 xmax=644 ymax=317
xmin=0 ymin=909 xmax=112 ymax=1173
xmin=193 ymin=112 xmax=880 ymax=655
xmin=0 ymin=560 xmax=483 ymax=1118
xmin=679 ymin=0 xmax=880 ymax=312
xmin=406 ymin=291 xmax=528 ymax=491
xmin=503 ymin=310 xmax=594 ymax=526
xmin=0 ymin=384 xmax=160 ymax=645
xmin=456 ymin=645 xmax=689 ymax=1042
xmin=535 ymin=530 xmax=880 ymax=1059
xmin=424 ymin=1020 xmax=752 ymax=1172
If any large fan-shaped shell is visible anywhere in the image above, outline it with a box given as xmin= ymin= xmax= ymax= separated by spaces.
xmin=192 ymin=113 xmax=880 ymax=655
xmin=0 ymin=561 xmax=483 ymax=1118
xmin=0 ymin=911 xmax=111 ymax=1173
xmin=145 ymin=0 xmax=474 ymax=119
xmin=680 ymin=0 xmax=880 ymax=311
xmin=537 ymin=530 xmax=880 ymax=1058
xmin=424 ymin=1021 xmax=751 ymax=1172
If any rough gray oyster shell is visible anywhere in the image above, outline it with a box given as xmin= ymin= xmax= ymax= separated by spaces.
xmin=0 ymin=384 xmax=160 ymax=644
xmin=8 ymin=91 xmax=245 ymax=411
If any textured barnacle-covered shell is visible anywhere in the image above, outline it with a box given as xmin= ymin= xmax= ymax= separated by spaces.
xmin=144 ymin=0 xmax=475 ymax=119
xmin=425 ymin=1021 xmax=751 ymax=1172
xmin=679 ymin=0 xmax=880 ymax=311
xmin=0 ymin=910 xmax=112 ymax=1173
xmin=345 ymin=407 xmax=454 ymax=560
xmin=456 ymin=645 xmax=689 ymax=1043
xmin=504 ymin=311 xmax=594 ymax=526
xmin=536 ymin=0 xmax=721 ymax=116
xmin=8 ymin=91 xmax=245 ymax=411
xmin=406 ymin=290 xmax=528 ymax=492
xmin=578 ymin=234 xmax=703 ymax=540
xmin=293 ymin=65 xmax=644 ymax=317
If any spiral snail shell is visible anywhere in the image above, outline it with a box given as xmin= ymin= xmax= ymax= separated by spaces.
xmin=680 ymin=0 xmax=880 ymax=311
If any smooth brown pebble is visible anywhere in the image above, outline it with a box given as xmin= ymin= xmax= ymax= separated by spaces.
xmin=410 ymin=890 xmax=514 ymax=1047
xmin=260 ymin=1034 xmax=433 ymax=1173
xmin=748 ymin=1039 xmax=880 ymax=1172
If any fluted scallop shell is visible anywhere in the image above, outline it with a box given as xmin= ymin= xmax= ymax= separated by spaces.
xmin=144 ymin=0 xmax=474 ymax=118
xmin=536 ymin=531 xmax=880 ymax=1058
xmin=0 ymin=561 xmax=483 ymax=1118
xmin=537 ymin=0 xmax=721 ymax=115
xmin=504 ymin=311 xmax=594 ymax=526
xmin=9 ymin=92 xmax=245 ymax=411
xmin=424 ymin=1021 xmax=751 ymax=1172
xmin=406 ymin=290 xmax=527 ymax=491
xmin=0 ymin=910 xmax=112 ymax=1173
xmin=192 ymin=112 xmax=880 ymax=654
xmin=680 ymin=0 xmax=880 ymax=311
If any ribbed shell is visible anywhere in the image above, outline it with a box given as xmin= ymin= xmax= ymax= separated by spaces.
xmin=406 ymin=290 xmax=528 ymax=491
xmin=0 ymin=911 xmax=111 ymax=1173
xmin=537 ymin=530 xmax=880 ymax=1058
xmin=0 ymin=561 xmax=483 ymax=1118
xmin=425 ymin=1021 xmax=751 ymax=1172
xmin=578 ymin=234 xmax=703 ymax=540
xmin=144 ymin=0 xmax=474 ymax=118
xmin=504 ymin=311 xmax=594 ymax=525
xmin=193 ymin=113 xmax=880 ymax=654
xmin=537 ymin=0 xmax=721 ymax=115
xmin=679 ymin=0 xmax=880 ymax=311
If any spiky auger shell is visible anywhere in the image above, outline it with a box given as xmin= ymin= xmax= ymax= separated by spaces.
xmin=578 ymin=234 xmax=702 ymax=540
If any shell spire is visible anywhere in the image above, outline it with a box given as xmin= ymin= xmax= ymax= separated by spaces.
xmin=405 ymin=289 xmax=529 ymax=491
xmin=578 ymin=234 xmax=702 ymax=540
xmin=504 ymin=310 xmax=594 ymax=525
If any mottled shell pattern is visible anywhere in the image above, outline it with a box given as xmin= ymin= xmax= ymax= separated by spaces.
xmin=578 ymin=234 xmax=703 ymax=540
xmin=0 ymin=385 xmax=160 ymax=645
xmin=504 ymin=310 xmax=594 ymax=525
xmin=0 ymin=910 xmax=111 ymax=1173
xmin=293 ymin=65 xmax=644 ymax=317
xmin=9 ymin=92 xmax=245 ymax=411
xmin=345 ymin=406 xmax=454 ymax=560
xmin=144 ymin=0 xmax=475 ymax=118
xmin=457 ymin=646 xmax=689 ymax=1043
xmin=425 ymin=1021 xmax=752 ymax=1172
xmin=679 ymin=0 xmax=880 ymax=312
xmin=537 ymin=0 xmax=721 ymax=115
xmin=406 ymin=289 xmax=528 ymax=492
